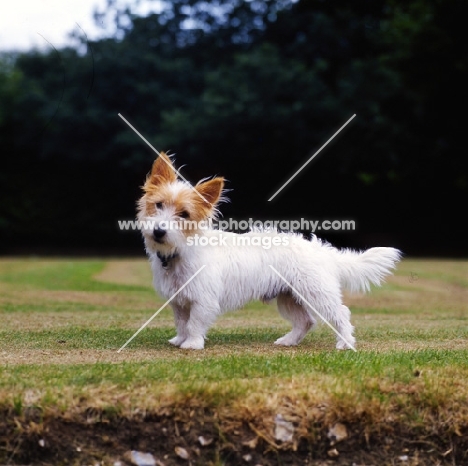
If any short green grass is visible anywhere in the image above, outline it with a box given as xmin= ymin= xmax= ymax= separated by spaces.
xmin=0 ymin=257 xmax=467 ymax=430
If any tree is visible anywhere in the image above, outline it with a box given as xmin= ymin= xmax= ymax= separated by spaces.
xmin=0 ymin=0 xmax=466 ymax=254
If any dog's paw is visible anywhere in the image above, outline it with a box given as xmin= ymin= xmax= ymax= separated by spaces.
xmin=180 ymin=336 xmax=205 ymax=350
xmin=336 ymin=339 xmax=356 ymax=350
xmin=274 ymin=334 xmax=299 ymax=346
xmin=168 ymin=335 xmax=185 ymax=347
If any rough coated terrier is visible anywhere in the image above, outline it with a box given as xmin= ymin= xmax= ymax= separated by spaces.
xmin=138 ymin=153 xmax=401 ymax=350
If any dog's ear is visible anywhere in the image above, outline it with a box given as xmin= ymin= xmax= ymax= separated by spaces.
xmin=195 ymin=177 xmax=225 ymax=208
xmin=144 ymin=152 xmax=177 ymax=189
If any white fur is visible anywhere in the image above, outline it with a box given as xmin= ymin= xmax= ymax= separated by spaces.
xmin=141 ymin=217 xmax=401 ymax=350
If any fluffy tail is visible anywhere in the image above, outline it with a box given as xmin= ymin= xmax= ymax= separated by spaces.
xmin=336 ymin=247 xmax=402 ymax=293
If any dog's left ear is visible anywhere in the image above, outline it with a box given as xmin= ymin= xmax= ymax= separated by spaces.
xmin=144 ymin=152 xmax=177 ymax=190
xmin=195 ymin=177 xmax=225 ymax=208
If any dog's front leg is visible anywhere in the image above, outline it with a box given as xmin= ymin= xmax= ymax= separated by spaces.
xmin=168 ymin=304 xmax=190 ymax=347
xmin=180 ymin=302 xmax=219 ymax=350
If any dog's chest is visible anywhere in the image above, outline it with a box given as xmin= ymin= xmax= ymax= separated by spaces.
xmin=151 ymin=265 xmax=192 ymax=301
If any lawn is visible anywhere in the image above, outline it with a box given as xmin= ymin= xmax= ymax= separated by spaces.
xmin=0 ymin=257 xmax=467 ymax=465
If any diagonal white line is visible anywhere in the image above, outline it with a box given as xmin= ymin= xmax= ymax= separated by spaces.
xmin=269 ymin=265 xmax=357 ymax=351
xmin=118 ymin=113 xmax=210 ymax=204
xmin=268 ymin=114 xmax=356 ymax=201
xmin=117 ymin=265 xmax=206 ymax=352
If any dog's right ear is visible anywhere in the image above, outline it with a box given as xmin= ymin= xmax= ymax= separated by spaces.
xmin=144 ymin=152 xmax=177 ymax=190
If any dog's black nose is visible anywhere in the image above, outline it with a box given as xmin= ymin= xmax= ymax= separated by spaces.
xmin=153 ymin=228 xmax=166 ymax=241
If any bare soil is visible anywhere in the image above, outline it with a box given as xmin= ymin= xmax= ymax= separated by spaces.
xmin=1 ymin=406 xmax=467 ymax=466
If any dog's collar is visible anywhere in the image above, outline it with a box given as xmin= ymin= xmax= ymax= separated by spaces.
xmin=156 ymin=251 xmax=179 ymax=269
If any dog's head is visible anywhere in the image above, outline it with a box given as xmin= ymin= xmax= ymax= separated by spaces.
xmin=137 ymin=152 xmax=225 ymax=255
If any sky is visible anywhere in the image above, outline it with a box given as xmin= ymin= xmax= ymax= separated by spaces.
xmin=0 ymin=0 xmax=163 ymax=51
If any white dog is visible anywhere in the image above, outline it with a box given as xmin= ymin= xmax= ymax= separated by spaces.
xmin=138 ymin=153 xmax=401 ymax=350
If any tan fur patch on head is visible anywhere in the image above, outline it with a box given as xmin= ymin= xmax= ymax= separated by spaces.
xmin=144 ymin=152 xmax=176 ymax=190
xmin=137 ymin=154 xmax=225 ymax=224
xmin=193 ymin=178 xmax=225 ymax=219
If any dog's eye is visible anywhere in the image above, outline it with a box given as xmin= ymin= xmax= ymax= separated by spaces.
xmin=179 ymin=210 xmax=190 ymax=219
xmin=156 ymin=202 xmax=163 ymax=210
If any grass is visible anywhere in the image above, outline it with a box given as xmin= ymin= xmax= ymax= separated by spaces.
xmin=0 ymin=257 xmax=467 ymax=464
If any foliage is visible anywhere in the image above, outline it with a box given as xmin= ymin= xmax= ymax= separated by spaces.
xmin=0 ymin=0 xmax=466 ymax=254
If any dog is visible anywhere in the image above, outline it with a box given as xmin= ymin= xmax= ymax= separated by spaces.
xmin=137 ymin=152 xmax=401 ymax=350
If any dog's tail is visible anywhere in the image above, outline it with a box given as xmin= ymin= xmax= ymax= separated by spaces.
xmin=336 ymin=247 xmax=402 ymax=293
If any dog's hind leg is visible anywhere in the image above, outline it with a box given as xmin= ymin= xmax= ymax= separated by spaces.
xmin=334 ymin=304 xmax=355 ymax=350
xmin=289 ymin=273 xmax=356 ymax=350
xmin=275 ymin=293 xmax=315 ymax=346
xmin=168 ymin=304 xmax=190 ymax=347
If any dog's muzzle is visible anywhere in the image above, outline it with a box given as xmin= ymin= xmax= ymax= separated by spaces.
xmin=153 ymin=227 xmax=166 ymax=243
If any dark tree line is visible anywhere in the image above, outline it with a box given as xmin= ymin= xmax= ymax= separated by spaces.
xmin=0 ymin=0 xmax=466 ymax=255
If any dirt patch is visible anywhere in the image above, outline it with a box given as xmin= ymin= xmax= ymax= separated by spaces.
xmin=94 ymin=260 xmax=152 ymax=287
xmin=1 ymin=405 xmax=466 ymax=465
xmin=345 ymin=275 xmax=468 ymax=314
xmin=0 ymin=286 xmax=158 ymax=309
xmin=2 ymin=337 xmax=467 ymax=365
xmin=0 ymin=307 xmax=171 ymax=332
